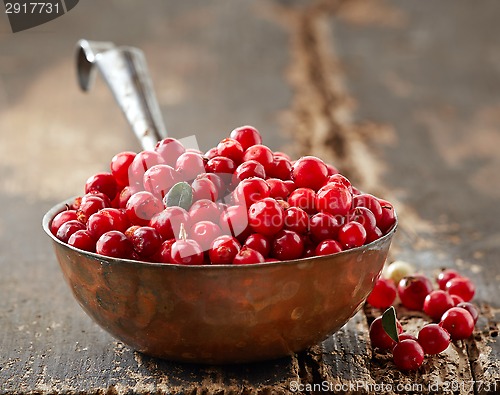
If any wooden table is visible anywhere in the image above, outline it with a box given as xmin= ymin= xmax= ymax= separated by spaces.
xmin=1 ymin=1 xmax=498 ymax=393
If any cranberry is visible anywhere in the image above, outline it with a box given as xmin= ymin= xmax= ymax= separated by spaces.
xmin=51 ymin=210 xmax=78 ymax=235
xmin=316 ymin=183 xmax=352 ymax=217
xmin=267 ymin=156 xmax=292 ymax=180
xmin=234 ymin=160 xmax=266 ymax=182
xmin=128 ymin=150 xmax=165 ymax=188
xmin=219 ymin=204 xmax=249 ymax=238
xmin=85 ymin=172 xmax=118 ymax=201
xmin=56 ymin=220 xmax=86 ymax=243
xmin=288 ymin=188 xmax=316 ymax=214
xmin=338 ymin=221 xmax=367 ymax=249
xmin=242 ymin=144 xmax=274 ymax=171
xmin=87 ymin=208 xmax=129 ymax=240
xmin=315 ymin=239 xmax=343 ymax=256
xmin=397 ymin=275 xmax=433 ymax=311
xmin=191 ymin=177 xmax=218 ymax=202
xmin=392 ymin=339 xmax=425 ymax=371
xmin=233 ymin=246 xmax=265 ymax=265
xmin=291 ymin=156 xmax=328 ymax=191
xmin=369 ymin=316 xmax=403 ymax=349
xmin=143 ymin=165 xmax=179 ymax=199
xmin=437 ymin=269 xmax=461 ymax=290
xmin=456 ymin=302 xmax=479 ymax=324
xmin=150 ymin=207 xmax=190 ymax=240
xmin=125 ymin=191 xmax=163 ymax=226
xmin=367 ymin=278 xmax=397 ymax=309
xmin=128 ymin=226 xmax=162 ymax=257
xmin=446 ymin=277 xmax=475 ymax=302
xmin=217 ymin=138 xmax=244 ymax=164
xmin=76 ymin=194 xmax=109 ymax=223
xmin=189 ymin=221 xmax=222 ymax=251
xmin=96 ymin=230 xmax=133 ymax=259
xmin=170 ymin=239 xmax=204 ymax=265
xmin=440 ymin=307 xmax=475 ymax=340
xmin=248 ymin=198 xmax=284 ymax=237
xmin=233 ymin=177 xmax=270 ymax=207
xmin=175 ymin=152 xmax=205 ymax=181
xmin=188 ymin=199 xmax=221 ymax=224
xmin=418 ymin=323 xmax=451 ymax=355
xmin=353 ymin=194 xmax=383 ymax=222
xmin=230 ymin=125 xmax=262 ymax=150
xmin=209 ymin=235 xmax=241 ymax=264
xmin=423 ymin=290 xmax=455 ymax=321
xmin=272 ymin=229 xmax=304 ymax=261
xmin=244 ymin=233 xmax=271 ymax=257
xmin=284 ymin=207 xmax=309 ymax=234
xmin=110 ymin=151 xmax=136 ymax=187
xmin=309 ymin=212 xmax=341 ymax=242
xmin=68 ymin=229 xmax=96 ymax=252
xmin=154 ymin=137 xmax=185 ymax=167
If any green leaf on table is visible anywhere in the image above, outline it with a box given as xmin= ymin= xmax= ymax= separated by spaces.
xmin=382 ymin=306 xmax=399 ymax=343
xmin=164 ymin=182 xmax=193 ymax=211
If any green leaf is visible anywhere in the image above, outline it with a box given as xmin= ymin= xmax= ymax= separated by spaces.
xmin=164 ymin=182 xmax=193 ymax=211
xmin=381 ymin=306 xmax=399 ymax=343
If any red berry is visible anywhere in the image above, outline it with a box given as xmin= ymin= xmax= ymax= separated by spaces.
xmin=68 ymin=229 xmax=96 ymax=252
xmin=150 ymin=207 xmax=190 ymax=240
xmin=234 ymin=160 xmax=266 ymax=181
xmin=217 ymin=138 xmax=244 ymax=164
xmin=399 ymin=332 xmax=417 ymax=342
xmin=219 ymin=204 xmax=249 ymax=238
xmin=309 ymin=212 xmax=341 ymax=242
xmin=291 ymin=156 xmax=328 ymax=191
xmin=56 ymin=220 xmax=86 ymax=243
xmin=369 ymin=316 xmax=403 ymax=350
xmin=267 ymin=156 xmax=292 ymax=180
xmin=338 ymin=221 xmax=367 ymax=249
xmin=51 ymin=210 xmax=78 ymax=235
xmin=153 ymin=239 xmax=175 ymax=264
xmin=365 ymin=227 xmax=383 ymax=244
xmin=287 ymin=188 xmax=316 ymax=215
xmin=96 ymin=230 xmax=133 ymax=259
xmin=446 ymin=277 xmax=475 ymax=302
xmin=244 ymin=233 xmax=271 ymax=258
xmin=326 ymin=163 xmax=339 ymax=176
xmin=392 ymin=339 xmax=425 ymax=371
xmin=267 ymin=178 xmax=290 ymax=200
xmin=125 ymin=191 xmax=163 ymax=226
xmin=77 ymin=194 xmax=109 ymax=223
xmin=188 ymin=199 xmax=221 ymax=224
xmin=116 ymin=186 xmax=136 ymax=209
xmin=85 ymin=172 xmax=118 ymax=201
xmin=437 ymin=269 xmax=461 ymax=290
xmin=206 ymin=156 xmax=237 ymax=178
xmin=205 ymin=147 xmax=219 ymax=160
xmin=349 ymin=207 xmax=376 ymax=233
xmin=284 ymin=207 xmax=309 ymax=234
xmin=397 ymin=275 xmax=433 ymax=311
xmin=272 ymin=230 xmax=304 ymax=261
xmin=143 ymin=164 xmax=179 ymax=199
xmin=456 ymin=302 xmax=479 ymax=324
xmin=110 ymin=151 xmax=136 ymax=187
xmin=191 ymin=177 xmax=218 ymax=202
xmin=128 ymin=226 xmax=162 ymax=257
xmin=377 ymin=198 xmax=396 ymax=233
xmin=128 ymin=150 xmax=165 ymax=188
xmin=242 ymin=144 xmax=274 ymax=171
xmin=440 ymin=307 xmax=475 ymax=340
xmin=327 ymin=173 xmax=352 ymax=192
xmin=233 ymin=247 xmax=265 ymax=265
xmin=154 ymin=137 xmax=185 ymax=167
xmin=248 ymin=198 xmax=284 ymax=237
xmin=418 ymin=323 xmax=451 ymax=355
xmin=233 ymin=177 xmax=270 ymax=207
xmin=451 ymin=294 xmax=465 ymax=306
xmin=196 ymin=173 xmax=225 ymax=196
xmin=315 ymin=239 xmax=343 ymax=256
xmin=209 ymin=235 xmax=241 ymax=264
xmin=87 ymin=208 xmax=129 ymax=240
xmin=423 ymin=290 xmax=455 ymax=321
xmin=189 ymin=221 xmax=222 ymax=251
xmin=230 ymin=125 xmax=262 ymax=150
xmin=367 ymin=278 xmax=397 ymax=309
xmin=316 ymin=183 xmax=352 ymax=217
xmin=170 ymin=239 xmax=204 ymax=265
xmin=176 ymin=152 xmax=206 ymax=182
xmin=353 ymin=194 xmax=383 ymax=222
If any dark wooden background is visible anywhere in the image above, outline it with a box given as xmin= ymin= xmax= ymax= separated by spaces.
xmin=0 ymin=0 xmax=499 ymax=393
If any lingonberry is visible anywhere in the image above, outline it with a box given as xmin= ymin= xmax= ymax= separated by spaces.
xmin=266 ymin=178 xmax=290 ymax=200
xmin=456 ymin=302 xmax=479 ymax=324
xmin=128 ymin=226 xmax=162 ymax=257
xmin=440 ymin=307 xmax=475 ymax=340
xmin=196 ymin=173 xmax=226 ymax=196
xmin=338 ymin=221 xmax=367 ymax=249
xmin=365 ymin=227 xmax=383 ymax=244
xmin=248 ymin=198 xmax=284 ymax=237
xmin=116 ymin=186 xmax=137 ymax=209
xmin=51 ymin=209 xmax=78 ymax=235
xmin=266 ymin=156 xmax=292 ymax=180
xmin=399 ymin=332 xmax=417 ymax=342
xmin=176 ymin=152 xmax=205 ymax=181
xmin=68 ymin=229 xmax=96 ymax=252
xmin=291 ymin=156 xmax=328 ymax=191
xmin=143 ymin=164 xmax=179 ymax=199
xmin=87 ymin=208 xmax=129 ymax=240
xmin=189 ymin=221 xmax=223 ymax=251
xmin=233 ymin=246 xmax=265 ymax=265
xmin=397 ymin=275 xmax=433 ymax=311
xmin=85 ymin=172 xmax=118 ymax=201
xmin=272 ymin=229 xmax=304 ymax=261
xmin=316 ymin=183 xmax=352 ymax=217
xmin=451 ymin=294 xmax=465 ymax=306
xmin=188 ymin=199 xmax=221 ymax=224
xmin=76 ymin=194 xmax=109 ymax=223
xmin=150 ymin=207 xmax=191 ymax=240
xmin=191 ymin=177 xmax=218 ymax=202
xmin=217 ymin=138 xmax=244 ymax=164
xmin=446 ymin=277 xmax=475 ymax=302
xmin=205 ymin=147 xmax=219 ymax=160
xmin=392 ymin=339 xmax=425 ymax=371
xmin=309 ymin=212 xmax=342 ymax=242
xmin=369 ymin=316 xmax=403 ymax=350
xmin=349 ymin=207 xmax=377 ymax=233
xmin=154 ymin=137 xmax=185 ymax=167
xmin=437 ymin=269 xmax=461 ymax=290
xmin=423 ymin=290 xmax=455 ymax=321
xmin=367 ymin=278 xmax=397 ymax=309
xmin=377 ymin=198 xmax=396 ymax=233
xmin=353 ymin=194 xmax=383 ymax=222
xmin=128 ymin=150 xmax=165 ymax=188
xmin=125 ymin=191 xmax=163 ymax=226
xmin=327 ymin=173 xmax=352 ymax=193
xmin=326 ymin=163 xmax=339 ymax=176
xmin=229 ymin=125 xmax=262 ymax=150
xmin=287 ymin=187 xmax=316 ymax=215
xmin=244 ymin=233 xmax=271 ymax=258
xmin=209 ymin=235 xmax=241 ymax=264
xmin=234 ymin=160 xmax=266 ymax=182
xmin=418 ymin=324 xmax=451 ymax=355
xmin=170 ymin=239 xmax=204 ymax=265
xmin=219 ymin=204 xmax=249 ymax=238
xmin=96 ymin=230 xmax=133 ymax=259
xmin=110 ymin=151 xmax=136 ymax=187
xmin=205 ymin=156 xmax=237 ymax=181
xmin=242 ymin=144 xmax=274 ymax=171
xmin=153 ymin=239 xmax=175 ymax=264
xmin=284 ymin=207 xmax=309 ymax=234
xmin=56 ymin=220 xmax=86 ymax=243
xmin=384 ymin=260 xmax=414 ymax=285
xmin=233 ymin=177 xmax=270 ymax=207
xmin=314 ymin=239 xmax=343 ymax=256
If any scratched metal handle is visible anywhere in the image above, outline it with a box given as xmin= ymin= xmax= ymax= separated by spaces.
xmin=76 ymin=39 xmax=167 ymax=150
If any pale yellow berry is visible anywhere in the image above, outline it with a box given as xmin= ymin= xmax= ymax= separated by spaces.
xmin=384 ymin=260 xmax=415 ymax=285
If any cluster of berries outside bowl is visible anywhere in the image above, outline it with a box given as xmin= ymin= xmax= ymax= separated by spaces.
xmin=43 ymin=126 xmax=397 ymax=363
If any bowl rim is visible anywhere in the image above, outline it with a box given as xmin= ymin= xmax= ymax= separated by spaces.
xmin=43 ymin=197 xmax=397 ymax=270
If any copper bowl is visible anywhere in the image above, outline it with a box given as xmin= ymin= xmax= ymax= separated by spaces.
xmin=43 ymin=198 xmax=396 ymax=364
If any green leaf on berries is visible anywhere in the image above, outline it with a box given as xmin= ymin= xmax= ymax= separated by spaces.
xmin=382 ymin=306 xmax=399 ymax=343
xmin=165 ymin=182 xmax=193 ymax=211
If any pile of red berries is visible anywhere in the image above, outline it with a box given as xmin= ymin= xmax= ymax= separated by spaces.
xmin=367 ymin=266 xmax=479 ymax=371
xmin=51 ymin=125 xmax=396 ymax=265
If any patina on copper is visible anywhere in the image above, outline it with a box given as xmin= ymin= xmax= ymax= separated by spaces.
xmin=43 ymin=198 xmax=397 ymax=364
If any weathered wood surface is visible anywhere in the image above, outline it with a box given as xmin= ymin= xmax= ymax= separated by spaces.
xmin=0 ymin=0 xmax=499 ymax=394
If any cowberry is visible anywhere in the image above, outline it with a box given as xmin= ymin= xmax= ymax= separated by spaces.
xmin=440 ymin=307 xmax=475 ymax=340
xmin=242 ymin=144 xmax=274 ymax=171
xmin=205 ymin=156 xmax=236 ymax=179
xmin=451 ymin=294 xmax=465 ymax=306
xmin=85 ymin=172 xmax=118 ymax=201
xmin=233 ymin=247 xmax=265 ymax=265
xmin=267 ymin=178 xmax=290 ymax=200
xmin=128 ymin=150 xmax=165 ymax=188
xmin=316 ymin=183 xmax=352 ymax=217
xmin=423 ymin=290 xmax=455 ymax=321
xmin=143 ymin=164 xmax=179 ymax=199
xmin=96 ymin=230 xmax=133 ymax=259
xmin=56 ymin=220 xmax=86 ymax=243
xmin=219 ymin=204 xmax=249 ymax=238
xmin=418 ymin=324 xmax=451 ymax=355
xmin=150 ymin=207 xmax=191 ymax=240
xmin=68 ymin=229 xmax=96 ymax=252
xmin=349 ymin=207 xmax=376 ymax=233
xmin=176 ymin=152 xmax=205 ymax=181
xmin=456 ymin=302 xmax=479 ymax=324
xmin=369 ymin=316 xmax=403 ymax=350
xmin=353 ymin=194 xmax=383 ymax=222
xmin=189 ymin=221 xmax=223 ymax=251
xmin=128 ymin=226 xmax=162 ymax=257
xmin=287 ymin=188 xmax=316 ymax=215
xmin=399 ymin=333 xmax=417 ymax=342
xmin=266 ymin=156 xmax=292 ymax=180
xmin=291 ymin=156 xmax=328 ymax=191
xmin=77 ymin=194 xmax=109 ymax=223
xmin=154 ymin=137 xmax=185 ymax=167
xmin=87 ymin=208 xmax=129 ymax=240
xmin=338 ymin=221 xmax=367 ymax=249
xmin=244 ymin=233 xmax=271 ymax=258
xmin=309 ymin=212 xmax=341 ymax=242
xmin=170 ymin=239 xmax=204 ymax=265
xmin=209 ymin=235 xmax=241 ymax=264
xmin=191 ymin=177 xmax=218 ymax=202
xmin=284 ymin=207 xmax=309 ymax=234
xmin=392 ymin=339 xmax=425 ymax=371
xmin=367 ymin=278 xmax=397 ymax=309
xmin=327 ymin=173 xmax=352 ymax=192
xmin=234 ymin=160 xmax=266 ymax=181
xmin=229 ymin=125 xmax=262 ymax=150
xmin=110 ymin=151 xmax=136 ymax=187
xmin=446 ymin=277 xmax=475 ymax=302
xmin=233 ymin=177 xmax=270 ymax=207
xmin=51 ymin=210 xmax=78 ymax=235
xmin=272 ymin=229 xmax=304 ymax=261
xmin=248 ymin=198 xmax=284 ymax=237
xmin=125 ymin=191 xmax=163 ymax=226
xmin=397 ymin=275 xmax=433 ymax=311
xmin=377 ymin=198 xmax=396 ymax=233
xmin=188 ymin=199 xmax=221 ymax=224
xmin=153 ymin=239 xmax=175 ymax=264
xmin=437 ymin=269 xmax=461 ymax=290
xmin=217 ymin=138 xmax=244 ymax=164
xmin=314 ymin=239 xmax=342 ymax=256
